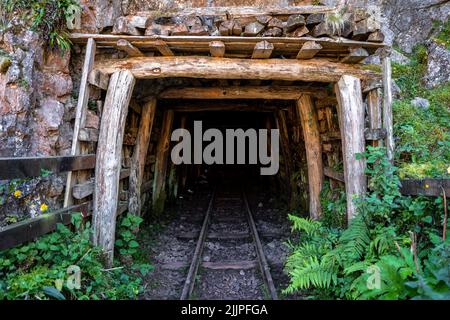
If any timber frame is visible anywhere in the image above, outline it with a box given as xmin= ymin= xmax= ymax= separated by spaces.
xmin=62 ymin=5 xmax=394 ymax=265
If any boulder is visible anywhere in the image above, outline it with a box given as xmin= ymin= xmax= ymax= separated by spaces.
xmin=411 ymin=97 xmax=430 ymax=109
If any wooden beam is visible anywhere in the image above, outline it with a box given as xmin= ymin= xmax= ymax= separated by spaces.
xmin=209 ymin=41 xmax=225 ymax=57
xmin=72 ymin=169 xmax=130 ymax=200
xmin=159 ymin=85 xmax=328 ymax=100
xmin=324 ymin=167 xmax=344 ymax=182
xmin=251 ymin=40 xmax=274 ymax=59
xmin=335 ymin=75 xmax=367 ymax=222
xmin=88 ymin=69 xmax=110 ymax=90
xmin=400 ymin=179 xmax=450 ymax=198
xmin=128 ymin=98 xmax=156 ymax=216
xmin=382 ymin=51 xmax=395 ymax=162
xmin=0 ymin=155 xmax=96 ymax=180
xmin=297 ymin=95 xmax=323 ymax=220
xmin=93 ymin=56 xmax=379 ymax=82
xmin=296 ymin=41 xmax=322 ymax=59
xmin=93 ymin=70 xmax=136 ymax=267
xmin=64 ymin=38 xmax=96 ymax=207
xmin=0 ymin=202 xmax=90 ymax=250
xmin=116 ymin=39 xmax=144 ymax=57
xmin=152 ymin=110 xmax=174 ymax=215
xmin=154 ymin=40 xmax=174 ymax=56
xmin=340 ymin=47 xmax=369 ymax=64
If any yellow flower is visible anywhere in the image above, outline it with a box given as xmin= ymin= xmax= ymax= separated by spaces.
xmin=424 ymin=184 xmax=429 ymax=189
xmin=40 ymin=203 xmax=48 ymax=212
xmin=447 ymin=166 xmax=450 ymax=174
xmin=13 ymin=190 xmax=22 ymax=198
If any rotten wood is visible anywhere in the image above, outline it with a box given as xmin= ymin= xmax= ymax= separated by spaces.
xmin=382 ymin=51 xmax=395 ymax=162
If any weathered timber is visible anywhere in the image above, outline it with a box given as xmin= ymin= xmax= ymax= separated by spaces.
xmin=93 ymin=70 xmax=135 ymax=267
xmin=296 ymin=41 xmax=322 ymax=59
xmin=251 ymin=40 xmax=274 ymax=59
xmin=88 ymin=69 xmax=110 ymax=90
xmin=400 ymin=179 xmax=450 ymax=198
xmin=0 ymin=202 xmax=90 ymax=250
xmin=335 ymin=75 xmax=367 ymax=222
xmin=323 ymin=167 xmax=345 ymax=182
xmin=158 ymin=85 xmax=328 ymax=100
xmin=202 ymin=261 xmax=258 ymax=270
xmin=297 ymin=94 xmax=323 ymax=219
xmin=382 ymin=52 xmax=395 ymax=162
xmin=129 ymin=99 xmax=156 ymax=216
xmin=154 ymin=40 xmax=174 ymax=56
xmin=64 ymin=38 xmax=96 ymax=207
xmin=94 ymin=56 xmax=379 ymax=82
xmin=0 ymin=155 xmax=96 ymax=180
xmin=367 ymin=88 xmax=382 ymax=130
xmin=209 ymin=41 xmax=225 ymax=57
xmin=116 ymin=39 xmax=144 ymax=57
xmin=72 ymin=169 xmax=130 ymax=200
xmin=162 ymin=102 xmax=284 ymax=112
xmin=152 ymin=110 xmax=174 ymax=215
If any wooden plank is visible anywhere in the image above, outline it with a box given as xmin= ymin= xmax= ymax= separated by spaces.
xmin=251 ymin=40 xmax=274 ymax=59
xmin=152 ymin=110 xmax=174 ymax=214
xmin=128 ymin=99 xmax=156 ymax=215
xmin=0 ymin=155 xmax=96 ymax=180
xmin=154 ymin=40 xmax=174 ymax=56
xmin=88 ymin=69 xmax=110 ymax=90
xmin=297 ymin=95 xmax=323 ymax=219
xmin=93 ymin=70 xmax=136 ymax=267
xmin=340 ymin=47 xmax=369 ymax=64
xmin=324 ymin=167 xmax=344 ymax=182
xmin=0 ymin=202 xmax=90 ymax=250
xmin=367 ymin=88 xmax=382 ymax=130
xmin=209 ymin=41 xmax=225 ymax=57
xmin=296 ymin=41 xmax=322 ymax=59
xmin=72 ymin=169 xmax=130 ymax=200
xmin=159 ymin=85 xmax=328 ymax=100
xmin=382 ymin=51 xmax=394 ymax=162
xmin=400 ymin=179 xmax=450 ymax=198
xmin=94 ymin=56 xmax=380 ymax=82
xmin=116 ymin=39 xmax=144 ymax=57
xmin=335 ymin=75 xmax=367 ymax=222
xmin=64 ymin=38 xmax=96 ymax=208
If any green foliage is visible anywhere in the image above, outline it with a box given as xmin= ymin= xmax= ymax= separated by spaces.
xmin=433 ymin=19 xmax=450 ymax=49
xmin=285 ymin=147 xmax=449 ymax=300
xmin=391 ymin=45 xmax=450 ymax=179
xmin=2 ymin=0 xmax=80 ymax=51
xmin=0 ymin=213 xmax=153 ymax=300
xmin=320 ymin=181 xmax=346 ymax=229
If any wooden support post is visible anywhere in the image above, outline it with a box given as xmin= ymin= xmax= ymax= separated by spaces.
xmin=296 ymin=95 xmax=323 ymax=220
xmin=209 ymin=41 xmax=225 ymax=57
xmin=275 ymin=110 xmax=296 ymax=209
xmin=128 ymin=98 xmax=156 ymax=216
xmin=152 ymin=110 xmax=174 ymax=215
xmin=335 ymin=75 xmax=367 ymax=222
xmin=93 ymin=70 xmax=135 ymax=266
xmin=117 ymin=39 xmax=144 ymax=57
xmin=296 ymin=41 xmax=322 ymax=60
xmin=251 ymin=40 xmax=274 ymax=59
xmin=367 ymin=88 xmax=383 ymax=147
xmin=382 ymin=50 xmax=394 ymax=162
xmin=64 ymin=38 xmax=96 ymax=207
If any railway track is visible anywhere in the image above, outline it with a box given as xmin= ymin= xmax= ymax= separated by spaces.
xmin=180 ymin=187 xmax=278 ymax=300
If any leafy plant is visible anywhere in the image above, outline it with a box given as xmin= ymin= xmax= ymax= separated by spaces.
xmin=0 ymin=213 xmax=153 ymax=300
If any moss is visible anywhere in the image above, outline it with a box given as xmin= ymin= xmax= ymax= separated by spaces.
xmin=362 ymin=64 xmax=382 ymax=73
xmin=432 ymin=19 xmax=450 ymax=50
xmin=392 ymin=45 xmax=450 ymax=179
